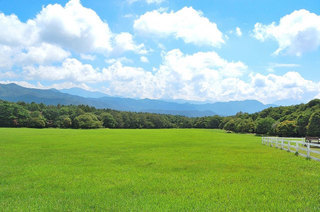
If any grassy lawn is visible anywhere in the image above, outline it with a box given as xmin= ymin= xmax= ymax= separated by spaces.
xmin=0 ymin=128 xmax=320 ymax=211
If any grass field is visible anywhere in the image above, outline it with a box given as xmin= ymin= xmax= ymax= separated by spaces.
xmin=1 ymin=128 xmax=320 ymax=211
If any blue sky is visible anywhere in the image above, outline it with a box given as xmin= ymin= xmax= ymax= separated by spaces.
xmin=0 ymin=0 xmax=319 ymax=104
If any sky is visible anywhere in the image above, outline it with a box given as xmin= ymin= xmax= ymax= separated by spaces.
xmin=0 ymin=0 xmax=319 ymax=105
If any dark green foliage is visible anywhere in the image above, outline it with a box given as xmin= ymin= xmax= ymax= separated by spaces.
xmin=255 ymin=117 xmax=275 ymax=135
xmin=275 ymin=120 xmax=297 ymax=137
xmin=224 ymin=119 xmax=237 ymax=131
xmin=207 ymin=115 xmax=222 ymax=128
xmin=1 ymin=98 xmax=320 ymax=136
xmin=0 ymin=101 xmax=30 ymax=127
xmin=74 ymin=113 xmax=103 ymax=129
xmin=59 ymin=116 xmax=72 ymax=128
xmin=307 ymin=111 xmax=320 ymax=136
xmin=28 ymin=112 xmax=46 ymax=128
xmin=296 ymin=113 xmax=311 ymax=136
xmin=235 ymin=119 xmax=255 ymax=133
xmin=100 ymin=112 xmax=116 ymax=128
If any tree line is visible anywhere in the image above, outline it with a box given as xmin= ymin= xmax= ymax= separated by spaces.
xmin=0 ymin=99 xmax=320 ymax=137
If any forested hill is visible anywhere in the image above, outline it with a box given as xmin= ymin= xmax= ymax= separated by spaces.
xmin=0 ymin=83 xmax=273 ymax=117
xmin=0 ymin=99 xmax=320 ymax=137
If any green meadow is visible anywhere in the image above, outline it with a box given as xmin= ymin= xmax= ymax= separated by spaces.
xmin=1 ymin=128 xmax=320 ymax=211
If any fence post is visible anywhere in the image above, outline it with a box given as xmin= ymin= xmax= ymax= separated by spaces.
xmin=307 ymin=142 xmax=310 ymax=158
xmin=287 ymin=140 xmax=290 ymax=151
xmin=296 ymin=140 xmax=299 ymax=154
xmin=281 ymin=138 xmax=284 ymax=150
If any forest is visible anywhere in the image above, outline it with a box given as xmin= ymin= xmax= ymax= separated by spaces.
xmin=0 ymin=99 xmax=320 ymax=137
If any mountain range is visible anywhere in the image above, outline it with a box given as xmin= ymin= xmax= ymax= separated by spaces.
xmin=0 ymin=83 xmax=276 ymax=117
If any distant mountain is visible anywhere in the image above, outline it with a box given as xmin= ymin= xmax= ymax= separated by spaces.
xmin=0 ymin=83 xmax=274 ymax=117
xmin=60 ymin=88 xmax=109 ymax=98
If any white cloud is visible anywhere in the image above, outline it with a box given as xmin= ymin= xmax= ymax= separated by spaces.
xmin=249 ymin=72 xmax=320 ymax=103
xmin=236 ymin=27 xmax=242 ymax=37
xmin=105 ymin=57 xmax=133 ymax=64
xmin=267 ymin=63 xmax=300 ymax=72
xmin=0 ymin=0 xmax=148 ymax=72
xmin=35 ymin=0 xmax=112 ymax=53
xmin=21 ymin=49 xmax=248 ymax=101
xmin=0 ymin=80 xmax=92 ymax=91
xmin=114 ymin=32 xmax=147 ymax=54
xmin=0 ymin=13 xmax=37 ymax=47
xmin=80 ymin=54 xmax=96 ymax=61
xmin=140 ymin=56 xmax=149 ymax=63
xmin=17 ymin=43 xmax=71 ymax=65
xmin=0 ymin=43 xmax=70 ymax=69
xmin=272 ymin=63 xmax=300 ymax=68
xmin=15 ymin=49 xmax=320 ymax=104
xmin=134 ymin=7 xmax=224 ymax=47
xmin=128 ymin=0 xmax=165 ymax=4
xmin=0 ymin=81 xmax=42 ymax=89
xmin=23 ymin=58 xmax=103 ymax=83
xmin=253 ymin=9 xmax=320 ymax=56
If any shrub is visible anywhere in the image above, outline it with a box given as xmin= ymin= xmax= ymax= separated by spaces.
xmin=73 ymin=113 xmax=102 ymax=129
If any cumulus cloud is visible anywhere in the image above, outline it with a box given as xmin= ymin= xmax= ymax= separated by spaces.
xmin=0 ymin=13 xmax=37 ymax=46
xmin=134 ymin=7 xmax=224 ymax=47
xmin=128 ymin=0 xmax=165 ymax=4
xmin=0 ymin=0 xmax=113 ymax=54
xmin=20 ymin=49 xmax=320 ymax=104
xmin=80 ymin=54 xmax=96 ymax=61
xmin=23 ymin=58 xmax=103 ymax=83
xmin=0 ymin=43 xmax=70 ymax=69
xmin=253 ymin=9 xmax=320 ymax=56
xmin=0 ymin=0 xmax=147 ymax=71
xmin=21 ymin=49 xmax=248 ymax=100
xmin=236 ymin=27 xmax=242 ymax=37
xmin=140 ymin=56 xmax=149 ymax=63
xmin=34 ymin=0 xmax=112 ymax=53
xmin=114 ymin=32 xmax=147 ymax=54
xmin=249 ymin=72 xmax=320 ymax=103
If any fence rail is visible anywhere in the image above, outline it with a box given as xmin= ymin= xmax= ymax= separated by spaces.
xmin=262 ymin=137 xmax=320 ymax=162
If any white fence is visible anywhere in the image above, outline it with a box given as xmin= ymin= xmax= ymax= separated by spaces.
xmin=262 ymin=137 xmax=320 ymax=162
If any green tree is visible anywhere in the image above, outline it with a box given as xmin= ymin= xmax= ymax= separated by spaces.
xmin=58 ymin=116 xmax=72 ymax=128
xmin=73 ymin=113 xmax=102 ymax=129
xmin=296 ymin=113 xmax=311 ymax=137
xmin=255 ymin=117 xmax=275 ymax=135
xmin=224 ymin=119 xmax=237 ymax=132
xmin=307 ymin=111 xmax=320 ymax=136
xmin=207 ymin=116 xmax=222 ymax=129
xmin=28 ymin=111 xmax=46 ymax=128
xmin=276 ymin=120 xmax=297 ymax=137
xmin=100 ymin=112 xmax=116 ymax=128
xmin=236 ymin=119 xmax=255 ymax=133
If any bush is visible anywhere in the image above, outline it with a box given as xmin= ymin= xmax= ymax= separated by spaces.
xmin=74 ymin=113 xmax=102 ymax=129
xmin=29 ymin=117 xmax=46 ymax=128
